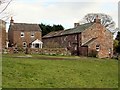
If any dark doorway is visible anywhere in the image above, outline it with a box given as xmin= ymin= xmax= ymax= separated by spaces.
xmin=81 ymin=46 xmax=88 ymax=56
xmin=35 ymin=43 xmax=39 ymax=48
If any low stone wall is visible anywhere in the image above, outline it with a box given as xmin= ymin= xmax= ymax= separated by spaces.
xmin=3 ymin=47 xmax=18 ymax=54
xmin=29 ymin=48 xmax=71 ymax=56
xmin=3 ymin=47 xmax=71 ymax=56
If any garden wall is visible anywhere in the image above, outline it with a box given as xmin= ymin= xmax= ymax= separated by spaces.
xmin=29 ymin=48 xmax=71 ymax=56
xmin=5 ymin=47 xmax=71 ymax=56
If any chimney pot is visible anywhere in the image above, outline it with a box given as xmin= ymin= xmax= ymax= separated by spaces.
xmin=94 ymin=15 xmax=101 ymax=23
xmin=10 ymin=17 xmax=14 ymax=25
xmin=74 ymin=23 xmax=79 ymax=28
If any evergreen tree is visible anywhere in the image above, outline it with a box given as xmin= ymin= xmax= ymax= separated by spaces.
xmin=115 ymin=32 xmax=120 ymax=53
xmin=39 ymin=23 xmax=64 ymax=36
xmin=116 ymin=32 xmax=120 ymax=41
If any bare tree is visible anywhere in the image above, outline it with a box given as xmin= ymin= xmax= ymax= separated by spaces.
xmin=0 ymin=0 xmax=13 ymax=20
xmin=79 ymin=13 xmax=116 ymax=32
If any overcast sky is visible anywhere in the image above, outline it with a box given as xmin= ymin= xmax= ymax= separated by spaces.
xmin=6 ymin=0 xmax=119 ymax=30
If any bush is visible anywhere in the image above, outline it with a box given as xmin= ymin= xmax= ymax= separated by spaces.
xmin=17 ymin=47 xmax=24 ymax=52
xmin=88 ymin=50 xmax=97 ymax=57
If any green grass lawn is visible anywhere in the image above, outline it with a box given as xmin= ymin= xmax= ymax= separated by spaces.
xmin=2 ymin=54 xmax=118 ymax=88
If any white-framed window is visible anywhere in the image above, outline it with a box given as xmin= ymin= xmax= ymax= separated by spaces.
xmin=23 ymin=42 xmax=27 ymax=48
xmin=75 ymin=46 xmax=77 ymax=50
xmin=75 ymin=35 xmax=77 ymax=40
xmin=31 ymin=32 xmax=34 ymax=37
xmin=21 ymin=32 xmax=24 ymax=37
xmin=109 ymin=48 xmax=112 ymax=54
xmin=68 ymin=42 xmax=71 ymax=47
xmin=96 ymin=44 xmax=100 ymax=51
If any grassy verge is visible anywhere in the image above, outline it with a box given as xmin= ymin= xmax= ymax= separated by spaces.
xmin=2 ymin=54 xmax=118 ymax=88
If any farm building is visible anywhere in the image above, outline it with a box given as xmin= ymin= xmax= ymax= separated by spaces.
xmin=8 ymin=17 xmax=43 ymax=49
xmin=42 ymin=16 xmax=113 ymax=58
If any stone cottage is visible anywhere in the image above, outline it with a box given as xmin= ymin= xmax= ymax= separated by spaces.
xmin=0 ymin=19 xmax=6 ymax=52
xmin=42 ymin=17 xmax=113 ymax=58
xmin=8 ymin=17 xmax=43 ymax=49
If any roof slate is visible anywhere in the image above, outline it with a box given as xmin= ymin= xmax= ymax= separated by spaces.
xmin=43 ymin=23 xmax=94 ymax=38
xmin=82 ymin=38 xmax=97 ymax=46
xmin=9 ymin=23 xmax=41 ymax=31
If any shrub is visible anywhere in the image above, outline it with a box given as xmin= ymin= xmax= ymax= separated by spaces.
xmin=88 ymin=50 xmax=97 ymax=57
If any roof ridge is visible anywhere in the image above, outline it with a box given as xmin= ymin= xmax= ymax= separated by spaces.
xmin=82 ymin=37 xmax=97 ymax=46
xmin=9 ymin=23 xmax=41 ymax=31
xmin=14 ymin=23 xmax=39 ymax=25
xmin=43 ymin=22 xmax=94 ymax=38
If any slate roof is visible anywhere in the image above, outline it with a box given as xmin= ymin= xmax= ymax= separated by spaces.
xmin=82 ymin=38 xmax=97 ymax=46
xmin=43 ymin=23 xmax=94 ymax=38
xmin=9 ymin=23 xmax=41 ymax=31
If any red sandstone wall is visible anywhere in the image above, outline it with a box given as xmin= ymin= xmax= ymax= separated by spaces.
xmin=12 ymin=31 xmax=42 ymax=47
xmin=43 ymin=33 xmax=81 ymax=55
xmin=82 ymin=23 xmax=113 ymax=58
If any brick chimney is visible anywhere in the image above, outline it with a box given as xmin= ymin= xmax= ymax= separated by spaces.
xmin=74 ymin=23 xmax=79 ymax=28
xmin=94 ymin=15 xmax=101 ymax=23
xmin=10 ymin=17 xmax=14 ymax=25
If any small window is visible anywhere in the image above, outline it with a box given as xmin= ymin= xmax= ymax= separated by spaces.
xmin=109 ymin=48 xmax=112 ymax=54
xmin=23 ymin=42 xmax=27 ymax=48
xmin=21 ymin=32 xmax=24 ymax=37
xmin=68 ymin=42 xmax=71 ymax=47
xmin=75 ymin=46 xmax=77 ymax=50
xmin=75 ymin=35 xmax=77 ymax=40
xmin=31 ymin=32 xmax=34 ymax=37
xmin=96 ymin=45 xmax=100 ymax=51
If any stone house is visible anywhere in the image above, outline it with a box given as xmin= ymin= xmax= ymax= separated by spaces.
xmin=0 ymin=19 xmax=6 ymax=52
xmin=8 ymin=17 xmax=43 ymax=49
xmin=42 ymin=17 xmax=113 ymax=58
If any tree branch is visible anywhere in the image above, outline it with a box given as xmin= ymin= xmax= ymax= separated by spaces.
xmin=0 ymin=0 xmax=12 ymax=14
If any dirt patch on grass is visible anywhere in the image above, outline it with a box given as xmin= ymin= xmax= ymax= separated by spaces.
xmin=14 ymin=55 xmax=81 ymax=60
xmin=15 ymin=55 xmax=32 ymax=58
xmin=33 ymin=57 xmax=73 ymax=60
